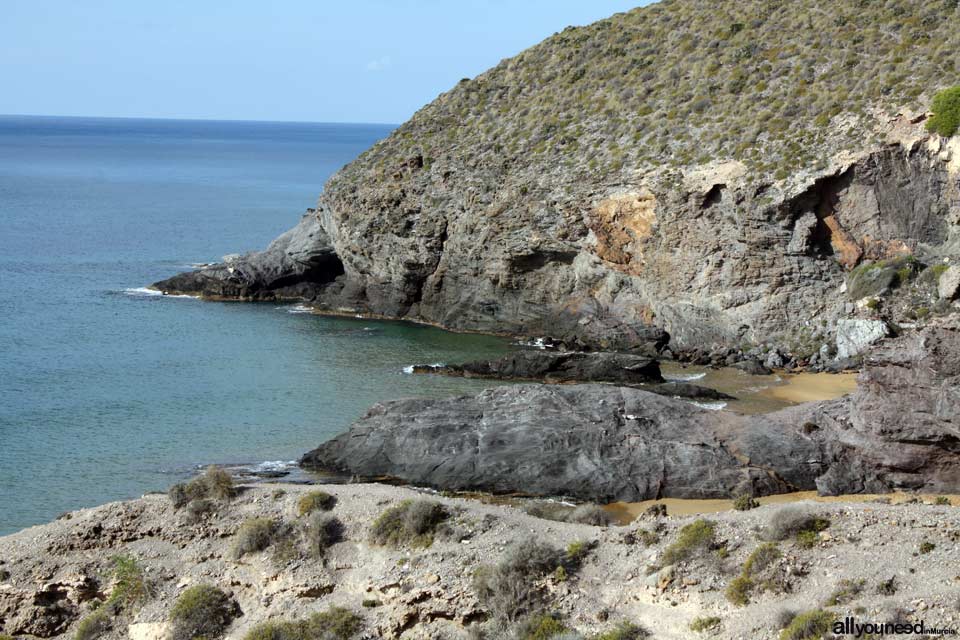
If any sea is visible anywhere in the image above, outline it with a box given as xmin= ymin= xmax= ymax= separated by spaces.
xmin=0 ymin=115 xmax=514 ymax=535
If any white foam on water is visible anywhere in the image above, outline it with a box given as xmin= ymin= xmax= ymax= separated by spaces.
xmin=286 ymin=304 xmax=313 ymax=314
xmin=663 ymin=371 xmax=707 ymax=382
xmin=401 ymin=363 xmax=445 ymax=374
xmin=688 ymin=400 xmax=728 ymax=411
xmin=516 ymin=336 xmax=554 ymax=350
xmin=254 ymin=460 xmax=297 ymax=472
xmin=123 ymin=287 xmax=195 ymax=299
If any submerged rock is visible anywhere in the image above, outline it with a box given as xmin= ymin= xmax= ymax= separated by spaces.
xmin=303 ymin=325 xmax=960 ymax=500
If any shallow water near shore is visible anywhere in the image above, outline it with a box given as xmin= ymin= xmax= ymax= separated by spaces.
xmin=659 ymin=361 xmax=857 ymax=414
xmin=0 ymin=116 xmax=523 ymax=535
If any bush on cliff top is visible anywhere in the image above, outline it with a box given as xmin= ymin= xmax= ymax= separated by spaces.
xmin=231 ymin=517 xmax=277 ymax=559
xmin=169 ymin=466 xmax=234 ymax=509
xmin=169 ymin=585 xmax=237 ymax=640
xmin=660 ymin=519 xmax=716 ymax=565
xmin=369 ymin=499 xmax=449 ymax=547
xmin=473 ymin=538 xmax=565 ymax=623
xmin=779 ymin=609 xmax=835 ymax=640
xmin=297 ymin=490 xmax=337 ymax=515
xmin=927 ymin=86 xmax=960 ymax=137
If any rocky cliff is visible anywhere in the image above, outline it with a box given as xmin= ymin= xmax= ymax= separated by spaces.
xmin=155 ymin=0 xmax=960 ymax=356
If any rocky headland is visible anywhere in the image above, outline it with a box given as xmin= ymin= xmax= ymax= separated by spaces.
xmin=8 ymin=0 xmax=960 ymax=638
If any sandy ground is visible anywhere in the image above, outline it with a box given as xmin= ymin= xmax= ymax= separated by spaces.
xmin=759 ymin=372 xmax=858 ymax=404
xmin=2 ymin=482 xmax=959 ymax=640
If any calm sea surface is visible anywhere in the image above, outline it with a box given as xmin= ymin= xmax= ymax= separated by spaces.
xmin=0 ymin=116 xmax=513 ymax=535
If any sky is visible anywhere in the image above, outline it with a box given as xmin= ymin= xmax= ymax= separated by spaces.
xmin=1 ymin=1 xmax=645 ymax=124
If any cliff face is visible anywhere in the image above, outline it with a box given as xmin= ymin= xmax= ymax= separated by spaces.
xmin=155 ymin=0 xmax=960 ymax=354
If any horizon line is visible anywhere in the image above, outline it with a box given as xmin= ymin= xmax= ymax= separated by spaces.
xmin=0 ymin=112 xmax=400 ymax=128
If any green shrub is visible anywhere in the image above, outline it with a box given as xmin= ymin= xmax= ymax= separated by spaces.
xmin=109 ymin=554 xmax=149 ymax=607
xmin=725 ymin=575 xmax=754 ymax=606
xmin=926 ymin=86 xmax=960 ymax=137
xmin=369 ymin=500 xmax=448 ymax=548
xmin=733 ymin=494 xmax=759 ymax=511
xmin=169 ymin=466 xmax=234 ymax=509
xmin=185 ymin=498 xmax=216 ymax=522
xmin=231 ymin=518 xmax=276 ymax=559
xmin=75 ymin=608 xmax=111 ymax=640
xmin=689 ymin=616 xmax=722 ymax=632
xmin=565 ymin=504 xmax=614 ymax=526
xmin=566 ymin=540 xmax=591 ymax=564
xmin=796 ymin=531 xmax=818 ymax=549
xmin=169 ymin=585 xmax=237 ymax=640
xmin=518 ymin=614 xmax=568 ymax=640
xmin=766 ymin=508 xmax=829 ymax=541
xmin=661 ymin=519 xmax=716 ymax=565
xmin=591 ymin=623 xmax=650 ymax=639
xmin=473 ymin=538 xmax=564 ymax=623
xmin=743 ymin=543 xmax=780 ymax=575
xmin=779 ymin=609 xmax=834 ymax=640
xmin=826 ymin=578 xmax=865 ymax=605
xmin=305 ymin=513 xmax=344 ymax=556
xmin=297 ymin=491 xmax=337 ymax=516
xmin=919 ymin=541 xmax=936 ymax=554
xmin=302 ymin=607 xmax=364 ymax=640
xmin=242 ymin=607 xmax=363 ymax=640
xmin=934 ymin=496 xmax=951 ymax=505
xmin=361 ymin=599 xmax=381 ymax=608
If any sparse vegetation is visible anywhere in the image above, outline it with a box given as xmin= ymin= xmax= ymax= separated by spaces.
xmin=329 ymin=0 xmax=960 ymax=226
xmin=297 ymin=490 xmax=337 ymax=516
xmin=517 ymin=614 xmax=569 ymax=640
xmin=935 ymin=496 xmax=951 ymax=505
xmin=733 ymin=494 xmax=760 ymax=511
xmin=927 ymin=86 xmax=960 ymax=138
xmin=305 ymin=512 xmax=344 ymax=556
xmin=689 ymin=616 xmax=722 ymax=633
xmin=765 ymin=507 xmax=829 ymax=543
xmin=473 ymin=538 xmax=565 ymax=623
xmin=826 ymin=578 xmax=865 ymax=605
xmin=877 ymin=576 xmax=898 ymax=595
xmin=169 ymin=466 xmax=234 ymax=509
xmin=242 ymin=607 xmax=363 ymax=640
xmin=660 ymin=519 xmax=716 ymax=565
xmin=590 ymin=622 xmax=650 ymax=639
xmin=169 ymin=585 xmax=237 ymax=640
xmin=75 ymin=608 xmax=111 ymax=640
xmin=109 ymin=554 xmax=149 ymax=607
xmin=727 ymin=543 xmax=782 ymax=606
xmin=919 ymin=540 xmax=936 ymax=554
xmin=370 ymin=499 xmax=449 ymax=548
xmin=779 ymin=609 xmax=835 ymax=640
xmin=232 ymin=517 xmax=277 ymax=559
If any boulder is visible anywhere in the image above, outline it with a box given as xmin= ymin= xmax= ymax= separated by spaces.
xmin=835 ymin=318 xmax=889 ymax=359
xmin=417 ymin=350 xmax=664 ymax=384
xmin=938 ymin=265 xmax=960 ymax=300
xmin=303 ymin=325 xmax=960 ymax=501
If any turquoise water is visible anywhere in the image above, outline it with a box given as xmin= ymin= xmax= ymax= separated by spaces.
xmin=0 ymin=116 xmax=512 ymax=535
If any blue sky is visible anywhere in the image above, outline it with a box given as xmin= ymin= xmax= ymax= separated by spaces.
xmin=1 ymin=1 xmax=644 ymax=124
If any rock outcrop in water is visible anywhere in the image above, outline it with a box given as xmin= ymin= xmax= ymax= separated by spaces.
xmin=415 ymin=350 xmax=665 ymax=383
xmin=154 ymin=0 xmax=960 ymax=356
xmin=303 ymin=323 xmax=960 ymax=500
